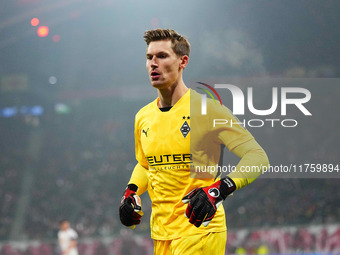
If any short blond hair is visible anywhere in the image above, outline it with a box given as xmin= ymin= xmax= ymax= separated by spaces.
xmin=144 ymin=29 xmax=190 ymax=57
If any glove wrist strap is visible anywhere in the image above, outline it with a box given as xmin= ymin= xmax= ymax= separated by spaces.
xmin=127 ymin=183 xmax=138 ymax=192
xmin=219 ymin=177 xmax=236 ymax=200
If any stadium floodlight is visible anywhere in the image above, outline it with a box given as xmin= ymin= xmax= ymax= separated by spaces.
xmin=37 ymin=26 xmax=49 ymax=37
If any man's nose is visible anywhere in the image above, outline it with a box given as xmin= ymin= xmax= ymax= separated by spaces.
xmin=150 ymin=56 xmax=158 ymax=68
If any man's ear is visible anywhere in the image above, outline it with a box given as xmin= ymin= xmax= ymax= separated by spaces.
xmin=179 ymin=55 xmax=189 ymax=69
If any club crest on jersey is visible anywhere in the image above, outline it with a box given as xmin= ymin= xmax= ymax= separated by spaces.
xmin=208 ymin=188 xmax=220 ymax=198
xmin=180 ymin=116 xmax=190 ymax=138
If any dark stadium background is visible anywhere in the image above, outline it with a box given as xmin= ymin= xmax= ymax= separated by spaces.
xmin=0 ymin=0 xmax=339 ymax=254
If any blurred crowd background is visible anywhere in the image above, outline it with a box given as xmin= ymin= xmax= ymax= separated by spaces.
xmin=1 ymin=0 xmax=340 ymax=254
xmin=1 ymin=90 xmax=339 ymax=239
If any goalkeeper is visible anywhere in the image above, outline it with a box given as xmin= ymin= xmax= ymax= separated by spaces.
xmin=119 ymin=29 xmax=269 ymax=255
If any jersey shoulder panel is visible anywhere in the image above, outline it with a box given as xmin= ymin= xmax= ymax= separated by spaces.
xmin=135 ymin=99 xmax=158 ymax=121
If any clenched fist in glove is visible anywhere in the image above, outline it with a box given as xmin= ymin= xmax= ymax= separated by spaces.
xmin=182 ymin=177 xmax=236 ymax=227
xmin=119 ymin=184 xmax=143 ymax=229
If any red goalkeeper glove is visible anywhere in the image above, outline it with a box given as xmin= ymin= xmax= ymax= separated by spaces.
xmin=182 ymin=177 xmax=236 ymax=227
xmin=119 ymin=184 xmax=143 ymax=229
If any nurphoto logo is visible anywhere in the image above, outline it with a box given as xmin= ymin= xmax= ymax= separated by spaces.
xmin=198 ymin=82 xmax=312 ymax=128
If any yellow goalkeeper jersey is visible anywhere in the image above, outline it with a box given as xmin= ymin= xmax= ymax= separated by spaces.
xmin=130 ymin=89 xmax=260 ymax=240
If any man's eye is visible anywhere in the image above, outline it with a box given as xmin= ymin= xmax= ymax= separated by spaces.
xmin=159 ymin=55 xmax=166 ymax=58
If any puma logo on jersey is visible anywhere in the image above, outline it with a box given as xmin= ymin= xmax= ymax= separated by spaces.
xmin=142 ymin=128 xmax=149 ymax=137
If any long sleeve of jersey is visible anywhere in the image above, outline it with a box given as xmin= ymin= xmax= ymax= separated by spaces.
xmin=201 ymin=92 xmax=269 ymax=190
xmin=228 ymin=139 xmax=269 ymax=190
xmin=129 ymin=163 xmax=148 ymax=196
xmin=128 ymin=111 xmax=150 ymax=196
